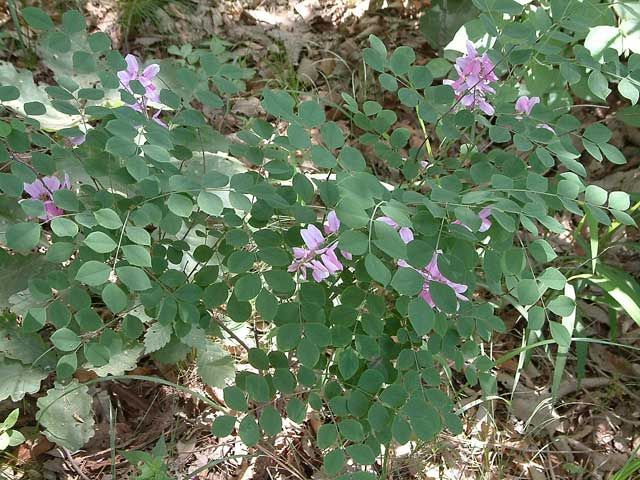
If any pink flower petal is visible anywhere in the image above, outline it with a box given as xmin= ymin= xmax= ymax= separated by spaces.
xmin=141 ymin=63 xmax=160 ymax=81
xmin=323 ymin=211 xmax=340 ymax=234
xmin=301 ymin=224 xmax=325 ymax=250
xmin=376 ymin=216 xmax=398 ymax=229
xmin=24 ymin=179 xmax=46 ymax=199
xmin=124 ymin=54 xmax=139 ymax=76
xmin=42 ymin=176 xmax=61 ymax=192
xmin=399 ymin=227 xmax=414 ymax=244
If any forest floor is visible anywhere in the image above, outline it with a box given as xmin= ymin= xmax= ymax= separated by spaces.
xmin=1 ymin=0 xmax=640 ymax=479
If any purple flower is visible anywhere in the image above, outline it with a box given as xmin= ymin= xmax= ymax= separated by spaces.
xmin=443 ymin=41 xmax=498 ymax=116
xmin=288 ymin=220 xmax=349 ymax=282
xmin=23 ymin=173 xmax=71 ymax=221
xmin=324 ymin=211 xmax=340 ymax=234
xmin=452 ymin=207 xmax=492 ymax=233
xmin=376 ymin=216 xmax=414 ymax=244
xmin=515 ymin=96 xmax=540 ymax=116
xmin=515 ymin=95 xmax=555 ymax=133
xmin=301 ymin=224 xmax=325 ymax=250
xmin=117 ymin=54 xmax=164 ymax=123
xmin=69 ymin=135 xmax=85 ymax=146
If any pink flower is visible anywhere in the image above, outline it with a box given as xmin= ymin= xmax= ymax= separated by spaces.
xmin=288 ymin=223 xmax=350 ymax=283
xmin=399 ymin=227 xmax=414 ymax=243
xmin=301 ymin=224 xmax=325 ymax=250
xmin=69 ymin=135 xmax=85 ymax=146
xmin=444 ymin=41 xmax=498 ymax=116
xmin=117 ymin=54 xmax=164 ymax=122
xmin=398 ymin=251 xmax=469 ymax=311
xmin=377 ymin=216 xmax=414 ymax=244
xmin=452 ymin=207 xmax=492 ymax=233
xmin=320 ymin=244 xmax=343 ymax=274
xmin=419 ymin=251 xmax=469 ymax=309
xmin=515 ymin=95 xmax=555 ymax=133
xmin=23 ymin=173 xmax=71 ymax=221
xmin=324 ymin=211 xmax=340 ymax=234
xmin=515 ymin=96 xmax=540 ymax=116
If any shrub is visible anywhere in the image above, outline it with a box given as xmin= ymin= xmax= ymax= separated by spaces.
xmin=0 ymin=2 xmax=638 ymax=477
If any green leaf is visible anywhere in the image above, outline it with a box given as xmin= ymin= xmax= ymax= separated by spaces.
xmin=389 ymin=46 xmax=415 ymax=76
xmin=263 ymin=269 xmax=295 ymax=294
xmin=224 ymin=386 xmax=248 ymax=412
xmin=142 ymin=145 xmax=170 ymax=163
xmin=89 ymin=344 xmax=143 ymax=377
xmin=259 ymin=406 xmax=282 ymax=436
xmin=489 ymin=125 xmax=511 ymax=143
xmin=6 ymin=223 xmax=40 ymax=251
xmin=168 ymin=194 xmax=193 ymax=217
xmin=338 ymin=419 xmax=364 ymax=442
xmin=89 ymin=32 xmax=111 ymax=52
xmin=549 ymin=321 xmax=571 ymax=348
xmin=529 ymin=239 xmax=558 ymax=263
xmin=238 ymin=414 xmax=260 ymax=446
xmin=234 ymin=274 xmax=262 ymax=301
xmin=102 ymin=283 xmax=128 ymax=313
xmin=364 ymin=254 xmax=391 ymax=286
xmin=286 ymin=398 xmax=306 ymax=423
xmin=323 ymin=449 xmax=346 ymax=476
xmin=94 ymin=209 xmax=123 ymax=229
xmin=539 ymin=267 xmax=567 ymax=290
xmin=121 ymin=245 xmax=152 ymax=267
xmin=84 ymin=342 xmax=110 ymax=367
xmin=197 ymin=191 xmax=223 ymax=216
xmin=50 ymin=218 xmax=78 ymax=238
xmin=339 ymin=146 xmax=366 ymax=171
xmin=116 ymin=266 xmax=151 ymax=291
xmin=429 ymin=281 xmax=458 ymax=313
xmin=317 ymin=424 xmax=338 ymax=449
xmin=408 ymin=297 xmax=435 ymax=335
xmin=346 ymin=444 xmax=376 ymax=465
xmin=391 ymin=267 xmax=424 ymax=296
xmin=126 ymin=226 xmax=151 ymax=246
xmin=50 ymin=328 xmax=81 ymax=351
xmin=374 ymin=221 xmax=407 ymax=259
xmin=321 ymin=122 xmax=345 ymax=149
xmin=22 ymin=7 xmax=54 ymax=30
xmin=198 ymin=342 xmax=235 ymax=388
xmin=0 ymin=358 xmax=48 ymax=402
xmin=517 ymin=279 xmax=542 ymax=305
xmin=143 ymin=323 xmax=172 ymax=353
xmin=211 ymin=415 xmax=236 ymax=437
xmin=75 ymin=261 xmax=110 ymax=286
xmin=588 ymin=70 xmax=611 ymax=100
xmin=36 ymin=381 xmax=95 ymax=450
xmin=548 ymin=295 xmax=575 ymax=317
xmin=84 ymin=232 xmax=117 ymax=253
xmin=618 ymin=77 xmax=639 ymax=105
xmin=262 ymin=89 xmax=295 ymax=120
xmin=338 ymin=348 xmax=359 ymax=380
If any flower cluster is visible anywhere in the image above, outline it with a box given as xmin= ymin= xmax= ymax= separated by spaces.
xmin=23 ymin=173 xmax=71 ymax=221
xmin=515 ymin=95 xmax=555 ymax=133
xmin=117 ymin=54 xmax=165 ymax=126
xmin=399 ymin=251 xmax=469 ymax=309
xmin=288 ymin=212 xmax=351 ymax=282
xmin=444 ymin=41 xmax=498 ymax=116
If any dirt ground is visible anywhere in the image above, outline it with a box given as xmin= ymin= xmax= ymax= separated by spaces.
xmin=1 ymin=0 xmax=639 ymax=479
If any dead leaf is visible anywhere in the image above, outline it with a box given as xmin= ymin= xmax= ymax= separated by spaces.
xmin=297 ymin=57 xmax=318 ymax=85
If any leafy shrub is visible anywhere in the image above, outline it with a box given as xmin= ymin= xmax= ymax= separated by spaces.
xmin=0 ymin=1 xmax=638 ymax=477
